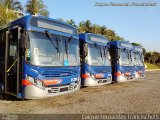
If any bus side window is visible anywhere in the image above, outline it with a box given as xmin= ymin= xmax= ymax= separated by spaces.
xmin=8 ymin=32 xmax=17 ymax=59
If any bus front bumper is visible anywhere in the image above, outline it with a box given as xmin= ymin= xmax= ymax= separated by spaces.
xmin=82 ymin=77 xmax=112 ymax=86
xmin=116 ymin=75 xmax=135 ymax=82
xmin=23 ymin=81 xmax=80 ymax=99
xmin=135 ymin=72 xmax=145 ymax=78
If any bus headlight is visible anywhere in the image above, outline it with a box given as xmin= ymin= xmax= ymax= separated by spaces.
xmin=34 ymin=79 xmax=44 ymax=88
xmin=26 ymin=76 xmax=44 ymax=89
xmin=83 ymin=72 xmax=95 ymax=80
xmin=86 ymin=71 xmax=95 ymax=79
xmin=27 ymin=76 xmax=34 ymax=84
xmin=90 ymin=74 xmax=95 ymax=79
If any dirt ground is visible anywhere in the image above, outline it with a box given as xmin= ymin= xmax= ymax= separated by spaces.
xmin=0 ymin=71 xmax=160 ymax=114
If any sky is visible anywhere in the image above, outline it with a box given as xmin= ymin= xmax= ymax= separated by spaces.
xmin=22 ymin=0 xmax=160 ymax=52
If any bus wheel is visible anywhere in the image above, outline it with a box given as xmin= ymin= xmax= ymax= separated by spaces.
xmin=0 ymin=82 xmax=4 ymax=95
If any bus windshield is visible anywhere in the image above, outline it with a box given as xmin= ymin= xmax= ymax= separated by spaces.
xmin=87 ymin=44 xmax=110 ymax=66
xmin=134 ymin=53 xmax=144 ymax=66
xmin=27 ymin=32 xmax=79 ymax=66
xmin=119 ymin=49 xmax=132 ymax=66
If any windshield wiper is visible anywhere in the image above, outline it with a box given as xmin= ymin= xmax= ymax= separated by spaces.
xmin=124 ymin=49 xmax=132 ymax=65
xmin=65 ymin=36 xmax=73 ymax=59
xmin=103 ymin=46 xmax=109 ymax=64
xmin=94 ymin=43 xmax=104 ymax=64
xmin=45 ymin=30 xmax=59 ymax=53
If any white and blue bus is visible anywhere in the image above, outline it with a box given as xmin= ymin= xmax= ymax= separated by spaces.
xmin=79 ymin=33 xmax=112 ymax=86
xmin=0 ymin=15 xmax=80 ymax=99
xmin=132 ymin=46 xmax=145 ymax=78
xmin=109 ymin=41 xmax=135 ymax=82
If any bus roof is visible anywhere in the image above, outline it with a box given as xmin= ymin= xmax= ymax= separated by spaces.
xmin=79 ymin=33 xmax=109 ymax=44
xmin=1 ymin=15 xmax=78 ymax=37
xmin=108 ymin=41 xmax=133 ymax=49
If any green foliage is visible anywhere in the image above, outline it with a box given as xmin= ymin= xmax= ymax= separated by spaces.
xmin=142 ymin=48 xmax=146 ymax=56
xmin=75 ymin=20 xmax=125 ymax=41
xmin=0 ymin=0 xmax=23 ymax=27
xmin=144 ymin=52 xmax=160 ymax=64
xmin=114 ymin=35 xmax=125 ymax=41
xmin=132 ymin=42 xmax=141 ymax=46
xmin=66 ymin=19 xmax=77 ymax=28
xmin=0 ymin=4 xmax=20 ymax=27
xmin=66 ymin=19 xmax=160 ymax=66
xmin=0 ymin=0 xmax=23 ymax=12
xmin=145 ymin=62 xmax=160 ymax=70
xmin=26 ymin=0 xmax=49 ymax=16
xmin=78 ymin=20 xmax=92 ymax=33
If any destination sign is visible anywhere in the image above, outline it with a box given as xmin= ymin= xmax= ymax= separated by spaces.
xmin=37 ymin=20 xmax=75 ymax=34
xmin=134 ymin=47 xmax=142 ymax=51
xmin=30 ymin=17 xmax=77 ymax=35
xmin=89 ymin=35 xmax=108 ymax=43
xmin=120 ymin=42 xmax=132 ymax=49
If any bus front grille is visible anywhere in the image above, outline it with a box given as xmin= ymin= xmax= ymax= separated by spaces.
xmin=95 ymin=68 xmax=111 ymax=73
xmin=41 ymin=70 xmax=77 ymax=78
xmin=46 ymin=82 xmax=78 ymax=94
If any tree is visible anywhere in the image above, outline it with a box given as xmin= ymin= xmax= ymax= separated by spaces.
xmin=156 ymin=55 xmax=160 ymax=64
xmin=67 ymin=19 xmax=77 ymax=28
xmin=152 ymin=52 xmax=159 ymax=64
xmin=26 ymin=0 xmax=49 ymax=16
xmin=76 ymin=19 xmax=126 ymax=41
xmin=144 ymin=51 xmax=160 ymax=64
xmin=84 ymin=20 xmax=92 ymax=33
xmin=0 ymin=1 xmax=22 ymax=27
xmin=114 ymin=35 xmax=125 ymax=41
xmin=0 ymin=0 xmax=23 ymax=12
xmin=78 ymin=20 xmax=92 ymax=33
xmin=132 ymin=42 xmax=141 ymax=46
xmin=144 ymin=52 xmax=152 ymax=63
xmin=104 ymin=29 xmax=116 ymax=40
xmin=78 ymin=22 xmax=85 ymax=33
xmin=142 ymin=48 xmax=146 ymax=56
xmin=91 ymin=24 xmax=100 ymax=34
xmin=99 ymin=25 xmax=107 ymax=35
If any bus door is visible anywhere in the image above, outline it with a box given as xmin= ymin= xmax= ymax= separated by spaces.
xmin=4 ymin=27 xmax=21 ymax=97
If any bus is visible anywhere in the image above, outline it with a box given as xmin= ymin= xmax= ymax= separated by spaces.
xmin=132 ymin=46 xmax=145 ymax=78
xmin=79 ymin=33 xmax=112 ymax=86
xmin=0 ymin=15 xmax=81 ymax=99
xmin=109 ymin=41 xmax=135 ymax=82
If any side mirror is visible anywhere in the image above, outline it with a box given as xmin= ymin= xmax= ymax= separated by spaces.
xmin=20 ymin=29 xmax=27 ymax=49
xmin=134 ymin=55 xmax=136 ymax=61
xmin=84 ymin=43 xmax=88 ymax=57
xmin=68 ymin=36 xmax=73 ymax=43
xmin=117 ymin=49 xmax=120 ymax=59
xmin=141 ymin=54 xmax=144 ymax=62
xmin=108 ymin=55 xmax=111 ymax=60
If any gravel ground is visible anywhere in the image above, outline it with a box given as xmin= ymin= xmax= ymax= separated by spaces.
xmin=0 ymin=71 xmax=160 ymax=114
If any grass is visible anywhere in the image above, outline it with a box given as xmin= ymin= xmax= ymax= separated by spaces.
xmin=145 ymin=62 xmax=160 ymax=70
